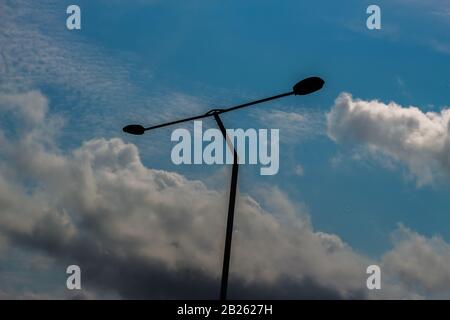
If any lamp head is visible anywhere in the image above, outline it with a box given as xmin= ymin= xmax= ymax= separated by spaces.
xmin=293 ymin=77 xmax=325 ymax=95
xmin=123 ymin=124 xmax=145 ymax=135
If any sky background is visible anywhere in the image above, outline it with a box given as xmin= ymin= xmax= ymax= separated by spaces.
xmin=1 ymin=0 xmax=450 ymax=299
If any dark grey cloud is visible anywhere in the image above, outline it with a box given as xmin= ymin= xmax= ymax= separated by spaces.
xmin=1 ymin=90 xmax=449 ymax=299
xmin=0 ymin=90 xmax=372 ymax=299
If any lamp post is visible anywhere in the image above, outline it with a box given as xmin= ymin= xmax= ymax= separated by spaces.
xmin=123 ymin=76 xmax=324 ymax=300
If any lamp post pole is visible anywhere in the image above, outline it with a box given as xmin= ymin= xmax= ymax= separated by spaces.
xmin=123 ymin=76 xmax=324 ymax=300
xmin=212 ymin=112 xmax=239 ymax=300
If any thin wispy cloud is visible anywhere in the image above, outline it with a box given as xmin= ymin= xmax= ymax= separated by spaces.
xmin=253 ymin=107 xmax=326 ymax=143
xmin=0 ymin=0 xmax=220 ymax=158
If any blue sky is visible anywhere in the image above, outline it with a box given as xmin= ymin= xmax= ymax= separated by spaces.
xmin=71 ymin=0 xmax=450 ymax=255
xmin=1 ymin=0 xmax=450 ymax=299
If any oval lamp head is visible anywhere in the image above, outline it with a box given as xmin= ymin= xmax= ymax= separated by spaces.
xmin=293 ymin=77 xmax=325 ymax=95
xmin=123 ymin=124 xmax=145 ymax=135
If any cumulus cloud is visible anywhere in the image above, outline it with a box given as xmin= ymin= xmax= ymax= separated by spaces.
xmin=1 ymin=90 xmax=450 ymax=299
xmin=0 ymin=90 xmax=370 ymax=299
xmin=327 ymin=92 xmax=450 ymax=186
xmin=382 ymin=225 xmax=450 ymax=297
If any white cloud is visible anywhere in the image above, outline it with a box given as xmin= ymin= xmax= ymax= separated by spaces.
xmin=382 ymin=225 xmax=450 ymax=297
xmin=1 ymin=90 xmax=450 ymax=299
xmin=327 ymin=92 xmax=450 ymax=186
xmin=0 ymin=91 xmax=367 ymax=298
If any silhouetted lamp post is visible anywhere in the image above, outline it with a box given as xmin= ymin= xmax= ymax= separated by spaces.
xmin=123 ymin=76 xmax=324 ymax=300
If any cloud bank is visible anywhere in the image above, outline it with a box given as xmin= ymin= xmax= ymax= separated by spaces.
xmin=0 ymin=90 xmax=368 ymax=299
xmin=1 ymin=91 xmax=450 ymax=299
xmin=327 ymin=92 xmax=450 ymax=186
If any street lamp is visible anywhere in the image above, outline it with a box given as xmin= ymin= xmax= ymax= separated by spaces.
xmin=123 ymin=76 xmax=324 ymax=300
